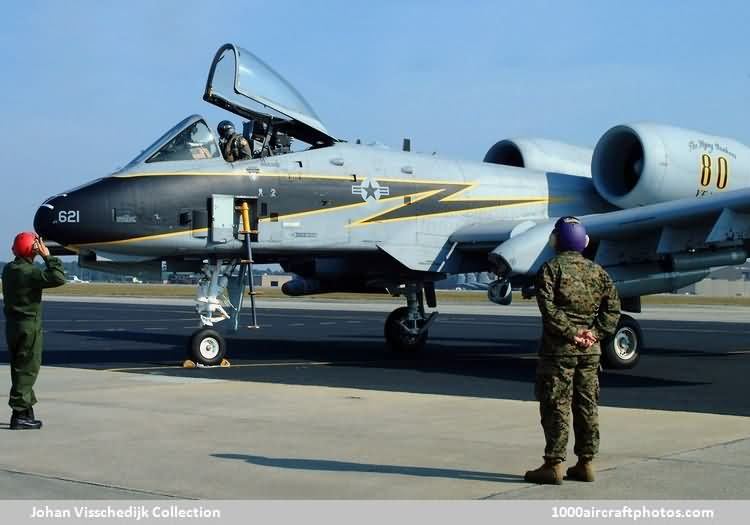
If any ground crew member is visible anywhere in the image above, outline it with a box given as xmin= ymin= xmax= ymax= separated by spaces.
xmin=2 ymin=233 xmax=65 ymax=430
xmin=524 ymin=216 xmax=620 ymax=484
xmin=217 ymin=120 xmax=253 ymax=162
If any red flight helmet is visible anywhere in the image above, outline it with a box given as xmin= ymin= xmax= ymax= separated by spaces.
xmin=12 ymin=232 xmax=39 ymax=259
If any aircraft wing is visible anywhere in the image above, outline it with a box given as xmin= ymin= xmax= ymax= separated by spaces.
xmin=580 ymin=186 xmax=750 ymax=241
xmin=452 ymin=187 xmax=750 ymax=289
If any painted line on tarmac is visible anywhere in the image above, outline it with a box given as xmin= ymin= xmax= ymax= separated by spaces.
xmin=442 ymin=320 xmax=538 ymax=327
xmin=0 ymin=467 xmax=187 ymax=500
xmin=648 ymin=327 xmax=750 ymax=334
xmin=43 ymin=318 xmax=197 ymax=323
xmin=56 ymin=328 xmax=129 ymax=334
xmin=105 ymin=361 xmax=342 ymax=372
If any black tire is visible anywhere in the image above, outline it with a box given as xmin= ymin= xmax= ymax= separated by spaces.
xmin=384 ymin=306 xmax=428 ymax=352
xmin=189 ymin=328 xmax=226 ymax=366
xmin=601 ymin=314 xmax=642 ymax=370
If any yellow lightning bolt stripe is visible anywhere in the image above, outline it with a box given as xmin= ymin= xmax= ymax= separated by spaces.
xmin=440 ymin=181 xmax=491 ymax=201
xmin=70 ymin=228 xmax=207 ymax=248
xmin=258 ymin=189 xmax=443 ymax=223
xmin=347 ymin=198 xmax=549 ymax=227
xmin=348 ymin=180 xmax=550 ymax=226
xmin=346 ymin=189 xmax=446 ymax=227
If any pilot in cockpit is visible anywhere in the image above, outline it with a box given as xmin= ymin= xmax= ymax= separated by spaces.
xmin=217 ymin=120 xmax=253 ymax=162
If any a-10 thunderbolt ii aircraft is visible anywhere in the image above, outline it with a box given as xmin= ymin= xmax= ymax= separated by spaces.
xmin=34 ymin=43 xmax=750 ymax=368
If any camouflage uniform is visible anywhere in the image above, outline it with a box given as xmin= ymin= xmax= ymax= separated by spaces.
xmin=220 ymin=133 xmax=253 ymax=162
xmin=2 ymin=256 xmax=65 ymax=411
xmin=535 ymin=250 xmax=620 ymax=462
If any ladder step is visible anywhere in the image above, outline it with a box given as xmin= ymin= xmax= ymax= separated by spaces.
xmin=240 ymin=259 xmax=255 ymax=264
xmin=239 ymin=230 xmax=258 ymax=235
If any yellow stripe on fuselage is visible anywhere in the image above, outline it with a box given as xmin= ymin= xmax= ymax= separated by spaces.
xmin=347 ymin=198 xmax=550 ymax=227
xmin=72 ymin=228 xmax=208 ymax=248
xmin=113 ymin=171 xmax=355 ymax=181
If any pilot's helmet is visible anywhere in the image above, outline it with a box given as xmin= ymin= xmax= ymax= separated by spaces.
xmin=550 ymin=216 xmax=589 ymax=252
xmin=251 ymin=120 xmax=267 ymax=140
xmin=217 ymin=120 xmax=235 ymax=140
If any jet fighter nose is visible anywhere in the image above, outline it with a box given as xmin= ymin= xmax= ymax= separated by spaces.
xmin=34 ymin=199 xmax=59 ymax=242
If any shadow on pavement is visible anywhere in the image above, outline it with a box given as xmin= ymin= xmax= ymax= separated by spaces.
xmin=3 ymin=328 xmax=741 ymax=416
xmin=212 ymin=453 xmax=526 ymax=483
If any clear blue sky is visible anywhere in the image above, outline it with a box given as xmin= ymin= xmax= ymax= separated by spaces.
xmin=1 ymin=0 xmax=748 ymax=258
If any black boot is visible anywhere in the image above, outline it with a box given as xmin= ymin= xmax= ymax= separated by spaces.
xmin=25 ymin=407 xmax=43 ymax=428
xmin=9 ymin=409 xmax=42 ymax=430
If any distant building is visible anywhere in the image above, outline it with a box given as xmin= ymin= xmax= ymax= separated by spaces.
xmin=677 ymin=265 xmax=750 ymax=297
xmin=260 ymin=273 xmax=293 ymax=288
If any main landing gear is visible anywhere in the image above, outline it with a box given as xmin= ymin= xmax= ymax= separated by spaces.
xmin=601 ymin=314 xmax=643 ymax=369
xmin=384 ymin=283 xmax=439 ymax=352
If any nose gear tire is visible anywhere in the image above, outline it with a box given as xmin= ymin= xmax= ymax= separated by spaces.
xmin=189 ymin=328 xmax=227 ymax=366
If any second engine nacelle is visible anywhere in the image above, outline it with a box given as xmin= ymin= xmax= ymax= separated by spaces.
xmin=592 ymin=123 xmax=750 ymax=209
xmin=484 ymin=138 xmax=592 ymax=178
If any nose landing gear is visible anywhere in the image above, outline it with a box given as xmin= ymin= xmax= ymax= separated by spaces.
xmin=186 ymin=199 xmax=260 ymax=367
xmin=384 ymin=283 xmax=438 ymax=353
xmin=189 ymin=327 xmax=227 ymax=366
xmin=187 ymin=260 xmax=243 ymax=366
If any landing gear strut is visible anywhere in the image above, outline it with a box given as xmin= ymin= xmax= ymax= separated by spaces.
xmin=187 ymin=200 xmax=260 ymax=367
xmin=384 ymin=284 xmax=438 ymax=352
xmin=189 ymin=261 xmax=240 ymax=366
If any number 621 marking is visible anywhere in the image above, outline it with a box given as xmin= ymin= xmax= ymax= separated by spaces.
xmin=58 ymin=210 xmax=80 ymax=223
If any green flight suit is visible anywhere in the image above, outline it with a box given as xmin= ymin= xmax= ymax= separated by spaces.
xmin=534 ymin=251 xmax=620 ymax=462
xmin=2 ymin=256 xmax=65 ymax=411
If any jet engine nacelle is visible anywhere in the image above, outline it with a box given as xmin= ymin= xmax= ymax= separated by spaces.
xmin=488 ymin=221 xmax=556 ymax=278
xmin=592 ymin=123 xmax=750 ymax=209
xmin=484 ymin=138 xmax=593 ymax=178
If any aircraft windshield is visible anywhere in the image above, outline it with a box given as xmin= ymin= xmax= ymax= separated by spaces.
xmin=118 ymin=115 xmax=221 ymax=172
xmin=147 ymin=120 xmax=219 ymax=163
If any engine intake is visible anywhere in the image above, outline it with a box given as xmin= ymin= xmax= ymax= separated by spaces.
xmin=484 ymin=138 xmax=592 ymax=178
xmin=592 ymin=123 xmax=750 ymax=209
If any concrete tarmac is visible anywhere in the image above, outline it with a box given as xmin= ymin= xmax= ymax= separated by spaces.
xmin=0 ymin=297 xmax=748 ymax=499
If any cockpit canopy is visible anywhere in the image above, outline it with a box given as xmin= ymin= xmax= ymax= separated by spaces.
xmin=147 ymin=119 xmax=220 ymax=163
xmin=116 ymin=45 xmax=336 ymax=174
xmin=204 ymin=43 xmax=336 ymax=146
xmin=119 ymin=115 xmax=222 ymax=172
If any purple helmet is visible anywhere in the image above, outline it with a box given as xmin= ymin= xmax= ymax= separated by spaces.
xmin=553 ymin=216 xmax=588 ymax=252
